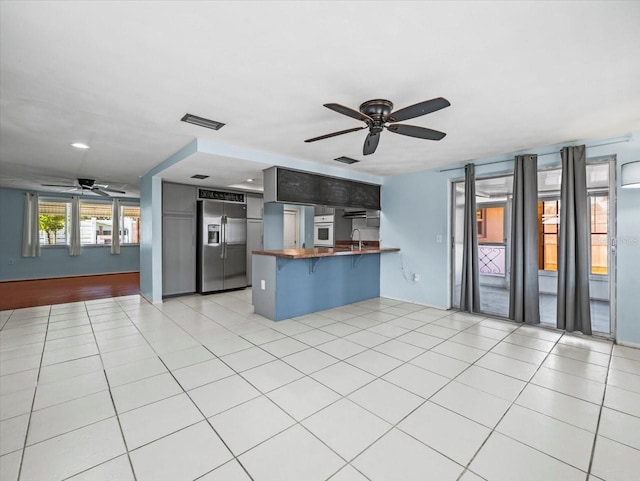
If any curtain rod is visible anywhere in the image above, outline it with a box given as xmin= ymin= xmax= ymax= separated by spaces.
xmin=438 ymin=138 xmax=630 ymax=173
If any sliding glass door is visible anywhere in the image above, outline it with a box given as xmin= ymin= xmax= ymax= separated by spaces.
xmin=536 ymin=159 xmax=615 ymax=335
xmin=451 ymin=175 xmax=513 ymax=317
xmin=451 ymin=157 xmax=615 ymax=336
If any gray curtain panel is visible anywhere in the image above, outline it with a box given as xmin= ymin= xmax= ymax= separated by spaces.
xmin=557 ymin=145 xmax=592 ymax=334
xmin=509 ymin=155 xmax=540 ymax=324
xmin=460 ymin=163 xmax=480 ymax=312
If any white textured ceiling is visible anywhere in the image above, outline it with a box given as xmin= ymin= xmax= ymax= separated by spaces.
xmin=1 ymin=1 xmax=639 ymax=197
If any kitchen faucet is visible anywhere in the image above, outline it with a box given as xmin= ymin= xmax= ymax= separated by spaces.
xmin=350 ymin=228 xmax=362 ymax=250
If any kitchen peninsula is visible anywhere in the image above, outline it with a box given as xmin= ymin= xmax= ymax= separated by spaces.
xmin=252 ymin=246 xmax=399 ymax=321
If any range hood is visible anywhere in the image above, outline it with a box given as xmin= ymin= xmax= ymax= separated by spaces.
xmin=342 ymin=210 xmax=367 ymax=218
xmin=342 ymin=209 xmax=380 ymax=218
xmin=342 ymin=209 xmax=380 ymax=228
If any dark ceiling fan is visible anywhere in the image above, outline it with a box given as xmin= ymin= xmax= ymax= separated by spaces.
xmin=305 ymin=97 xmax=450 ymax=155
xmin=41 ymin=178 xmax=126 ymax=197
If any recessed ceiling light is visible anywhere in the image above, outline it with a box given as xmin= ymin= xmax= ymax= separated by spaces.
xmin=71 ymin=142 xmax=90 ymax=149
xmin=246 ymin=178 xmax=254 ymax=182
xmin=191 ymin=174 xmax=209 ymax=180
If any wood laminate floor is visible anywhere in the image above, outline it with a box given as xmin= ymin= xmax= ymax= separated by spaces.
xmin=0 ymin=272 xmax=139 ymax=310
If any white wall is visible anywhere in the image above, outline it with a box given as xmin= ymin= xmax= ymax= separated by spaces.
xmin=380 ymin=132 xmax=640 ymax=345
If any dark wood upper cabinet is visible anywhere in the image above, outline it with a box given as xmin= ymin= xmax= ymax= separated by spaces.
xmin=263 ymin=167 xmax=380 ymax=210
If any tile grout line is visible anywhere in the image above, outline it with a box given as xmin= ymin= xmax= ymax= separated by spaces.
xmin=154 ymin=353 xmax=257 ymax=481
xmin=88 ymin=300 xmax=139 ymax=481
xmin=14 ymin=304 xmax=51 ymax=481
xmin=585 ymin=343 xmax=614 ymax=478
xmin=452 ymin=326 xmax=570 ymax=480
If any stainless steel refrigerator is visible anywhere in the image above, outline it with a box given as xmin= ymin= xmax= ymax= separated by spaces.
xmin=197 ymin=200 xmax=247 ymax=293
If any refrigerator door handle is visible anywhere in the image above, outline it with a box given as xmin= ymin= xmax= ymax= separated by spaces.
xmin=222 ymin=215 xmax=228 ymax=259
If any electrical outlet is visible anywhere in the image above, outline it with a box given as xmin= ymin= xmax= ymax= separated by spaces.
xmin=436 ymin=235 xmax=443 ymax=244
xmin=261 ymin=280 xmax=266 ymax=290
xmin=9 ymin=259 xmax=15 ymax=265
xmin=413 ymin=273 xmax=420 ymax=282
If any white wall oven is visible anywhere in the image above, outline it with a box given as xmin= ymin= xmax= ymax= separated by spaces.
xmin=314 ymin=215 xmax=334 ymax=247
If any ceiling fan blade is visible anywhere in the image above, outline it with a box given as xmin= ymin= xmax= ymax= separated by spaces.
xmin=41 ymin=183 xmax=77 ymax=188
xmin=363 ymin=132 xmax=380 ymax=155
xmin=324 ymin=103 xmax=373 ymax=123
xmin=386 ymin=124 xmax=446 ymax=141
xmin=101 ymin=187 xmax=126 ymax=194
xmin=304 ymin=126 xmax=366 ymax=143
xmin=387 ymin=97 xmax=450 ymax=123
xmin=91 ymin=188 xmax=110 ymax=197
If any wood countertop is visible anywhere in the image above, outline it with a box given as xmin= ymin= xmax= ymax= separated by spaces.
xmin=252 ymin=246 xmax=400 ymax=259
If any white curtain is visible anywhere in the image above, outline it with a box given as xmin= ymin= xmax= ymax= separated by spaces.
xmin=22 ymin=192 xmax=40 ymax=257
xmin=69 ymin=196 xmax=81 ymax=256
xmin=111 ymin=199 xmax=121 ymax=254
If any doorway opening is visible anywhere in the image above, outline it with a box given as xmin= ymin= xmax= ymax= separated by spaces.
xmin=283 ymin=208 xmax=300 ymax=249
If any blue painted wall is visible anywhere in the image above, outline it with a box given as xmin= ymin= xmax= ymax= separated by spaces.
xmin=591 ymin=138 xmax=640 ymax=345
xmin=380 ymin=132 xmax=640 ymax=345
xmin=0 ymin=188 xmax=139 ymax=281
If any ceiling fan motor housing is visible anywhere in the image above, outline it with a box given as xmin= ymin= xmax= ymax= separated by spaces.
xmin=78 ymin=178 xmax=96 ymax=188
xmin=360 ymin=99 xmax=393 ymax=133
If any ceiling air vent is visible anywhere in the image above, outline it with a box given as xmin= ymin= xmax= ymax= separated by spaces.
xmin=181 ymin=113 xmax=225 ymax=131
xmin=191 ymin=174 xmax=210 ymax=180
xmin=334 ymin=156 xmax=359 ymax=165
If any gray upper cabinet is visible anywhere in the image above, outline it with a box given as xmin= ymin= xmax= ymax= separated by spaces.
xmin=247 ymin=194 xmax=263 ymax=219
xmin=163 ymin=183 xmax=196 ymax=215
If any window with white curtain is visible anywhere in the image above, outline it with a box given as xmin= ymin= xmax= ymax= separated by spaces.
xmin=37 ymin=198 xmax=140 ymax=246
xmin=80 ymin=201 xmax=113 ymax=245
xmin=121 ymin=205 xmax=141 ymax=244
xmin=38 ymin=200 xmax=71 ymax=245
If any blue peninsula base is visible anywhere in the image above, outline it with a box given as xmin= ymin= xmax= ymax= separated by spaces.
xmin=252 ymin=253 xmax=381 ymax=321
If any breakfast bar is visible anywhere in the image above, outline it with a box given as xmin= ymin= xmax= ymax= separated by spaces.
xmin=251 ymin=245 xmax=400 ymax=321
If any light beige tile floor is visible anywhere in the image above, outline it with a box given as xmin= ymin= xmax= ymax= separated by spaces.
xmin=1 ymin=290 xmax=639 ymax=481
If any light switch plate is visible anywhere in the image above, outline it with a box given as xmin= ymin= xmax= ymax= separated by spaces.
xmin=261 ymin=280 xmax=266 ymax=290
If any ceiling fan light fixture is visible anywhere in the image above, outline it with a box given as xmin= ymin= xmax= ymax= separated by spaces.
xmin=181 ymin=113 xmax=225 ymax=131
xmin=71 ymin=142 xmax=90 ymax=149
